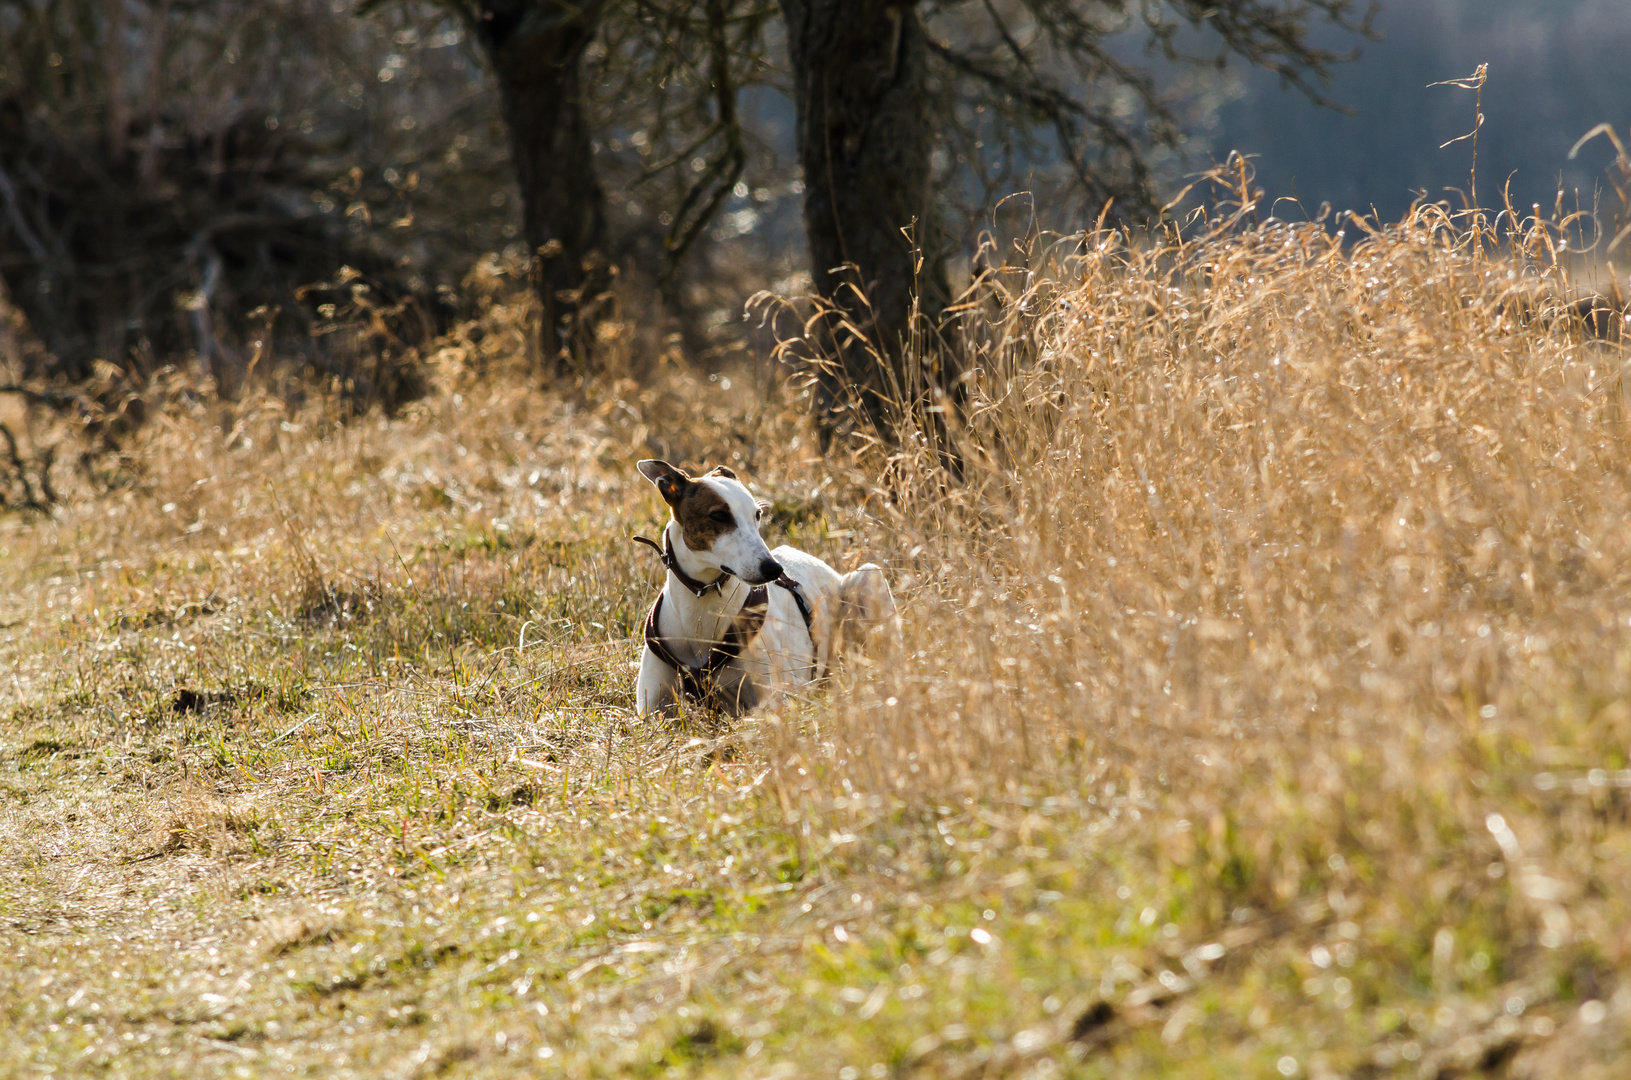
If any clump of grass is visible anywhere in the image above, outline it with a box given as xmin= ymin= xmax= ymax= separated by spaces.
xmin=3 ymin=194 xmax=1631 ymax=1077
xmin=274 ymin=497 xmax=336 ymax=616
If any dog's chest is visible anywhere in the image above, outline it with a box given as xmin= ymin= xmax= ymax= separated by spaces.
xmin=655 ymin=589 xmax=753 ymax=667
xmin=656 ymin=585 xmax=815 ymax=681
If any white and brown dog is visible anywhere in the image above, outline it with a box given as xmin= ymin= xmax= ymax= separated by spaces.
xmin=633 ymin=459 xmax=897 ymax=716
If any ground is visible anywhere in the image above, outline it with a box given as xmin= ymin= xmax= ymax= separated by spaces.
xmin=4 ymin=214 xmax=1631 ymax=1078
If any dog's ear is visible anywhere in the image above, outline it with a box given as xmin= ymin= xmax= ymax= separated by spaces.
xmin=707 ymin=465 xmax=738 ymax=480
xmin=637 ymin=459 xmax=691 ymax=506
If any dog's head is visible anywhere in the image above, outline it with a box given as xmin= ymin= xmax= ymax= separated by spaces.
xmin=637 ymin=459 xmax=783 ymax=585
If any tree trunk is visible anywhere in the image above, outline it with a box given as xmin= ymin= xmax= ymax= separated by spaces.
xmin=779 ymin=0 xmax=954 ymax=435
xmin=472 ymin=1 xmax=608 ymax=369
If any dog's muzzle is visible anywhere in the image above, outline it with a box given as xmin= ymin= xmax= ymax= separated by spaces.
xmin=724 ymin=558 xmax=784 ymax=585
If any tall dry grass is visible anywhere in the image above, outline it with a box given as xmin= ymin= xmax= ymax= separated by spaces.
xmin=818 ymin=202 xmax=1626 ymax=786
xmin=766 ymin=197 xmax=1631 ymax=998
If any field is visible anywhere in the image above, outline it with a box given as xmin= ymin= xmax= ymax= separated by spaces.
xmin=4 ymin=207 xmax=1631 ymax=1079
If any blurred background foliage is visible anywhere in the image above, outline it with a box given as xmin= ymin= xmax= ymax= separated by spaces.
xmin=0 ymin=0 xmax=507 ymax=396
xmin=0 ymin=0 xmax=1626 ymax=405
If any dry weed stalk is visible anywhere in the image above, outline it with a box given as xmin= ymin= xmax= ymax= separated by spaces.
xmin=272 ymin=494 xmax=335 ymax=614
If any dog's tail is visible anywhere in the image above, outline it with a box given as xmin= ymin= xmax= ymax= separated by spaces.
xmin=835 ymin=563 xmax=901 ymax=654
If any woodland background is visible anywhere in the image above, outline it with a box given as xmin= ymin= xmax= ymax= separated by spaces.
xmin=2 ymin=0 xmax=1627 ymax=411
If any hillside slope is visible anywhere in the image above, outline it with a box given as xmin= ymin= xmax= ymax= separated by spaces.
xmin=3 ymin=209 xmax=1631 ymax=1078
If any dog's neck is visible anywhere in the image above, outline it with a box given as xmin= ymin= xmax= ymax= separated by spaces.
xmin=660 ymin=521 xmax=751 ymax=641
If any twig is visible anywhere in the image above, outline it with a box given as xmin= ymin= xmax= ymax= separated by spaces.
xmin=0 ymin=160 xmax=48 ymax=262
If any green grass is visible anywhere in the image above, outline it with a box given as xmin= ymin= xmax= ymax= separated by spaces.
xmin=0 ymin=514 xmax=1603 ymax=1079
xmin=6 ymin=212 xmax=1631 ymax=1077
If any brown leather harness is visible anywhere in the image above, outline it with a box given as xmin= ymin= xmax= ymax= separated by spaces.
xmin=634 ymin=530 xmax=816 ymax=707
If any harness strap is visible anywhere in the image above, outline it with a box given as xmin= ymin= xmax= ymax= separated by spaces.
xmin=643 ymin=585 xmax=769 ymax=706
xmin=772 ymin=574 xmax=821 ymax=678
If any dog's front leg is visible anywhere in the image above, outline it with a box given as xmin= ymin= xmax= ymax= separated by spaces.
xmin=635 ymin=646 xmax=681 ymax=716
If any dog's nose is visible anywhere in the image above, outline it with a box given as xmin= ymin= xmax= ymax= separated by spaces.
xmin=758 ymin=558 xmax=784 ymax=583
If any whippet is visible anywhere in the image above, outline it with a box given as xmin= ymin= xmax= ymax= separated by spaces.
xmin=632 ymin=459 xmax=898 ymax=716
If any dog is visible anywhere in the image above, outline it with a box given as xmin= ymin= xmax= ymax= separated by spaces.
xmin=632 ymin=459 xmax=898 ymax=716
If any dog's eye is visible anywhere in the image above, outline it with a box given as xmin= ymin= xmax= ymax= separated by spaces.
xmin=710 ymin=510 xmax=734 ymax=525
xmin=755 ymin=507 xmax=763 ymax=521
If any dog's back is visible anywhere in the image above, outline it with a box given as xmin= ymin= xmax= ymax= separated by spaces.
xmin=764 ymin=548 xmax=899 ymax=677
xmin=836 ymin=563 xmax=901 ymax=654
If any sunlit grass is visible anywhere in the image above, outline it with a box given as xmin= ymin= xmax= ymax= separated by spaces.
xmin=3 ymin=202 xmax=1631 ymax=1077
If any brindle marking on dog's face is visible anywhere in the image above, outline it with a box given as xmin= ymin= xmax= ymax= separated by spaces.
xmin=675 ymin=481 xmax=736 ymax=551
xmin=638 ymin=459 xmax=752 ymax=554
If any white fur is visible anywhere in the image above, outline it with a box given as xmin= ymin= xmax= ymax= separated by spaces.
xmin=633 ymin=467 xmax=898 ymax=717
xmin=695 ymin=476 xmax=781 ymax=584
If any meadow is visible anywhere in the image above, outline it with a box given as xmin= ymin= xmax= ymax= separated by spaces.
xmin=3 ymin=201 xmax=1631 ymax=1079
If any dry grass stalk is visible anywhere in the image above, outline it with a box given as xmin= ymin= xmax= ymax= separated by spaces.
xmin=273 ymin=496 xmax=334 ymax=615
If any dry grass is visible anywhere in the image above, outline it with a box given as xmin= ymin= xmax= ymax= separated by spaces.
xmin=4 ymin=201 xmax=1631 ymax=1079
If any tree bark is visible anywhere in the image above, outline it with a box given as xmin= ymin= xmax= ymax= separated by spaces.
xmin=471 ymin=0 xmax=608 ymax=369
xmin=779 ymin=0 xmax=954 ymax=435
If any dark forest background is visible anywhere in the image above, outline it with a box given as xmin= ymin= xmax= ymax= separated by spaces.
xmin=1 ymin=0 xmax=1626 ymax=412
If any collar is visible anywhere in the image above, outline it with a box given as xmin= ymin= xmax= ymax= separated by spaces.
xmin=631 ymin=526 xmax=731 ymax=598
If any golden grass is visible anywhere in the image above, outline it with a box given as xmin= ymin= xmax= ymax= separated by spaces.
xmin=3 ymin=203 xmax=1631 ymax=1078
